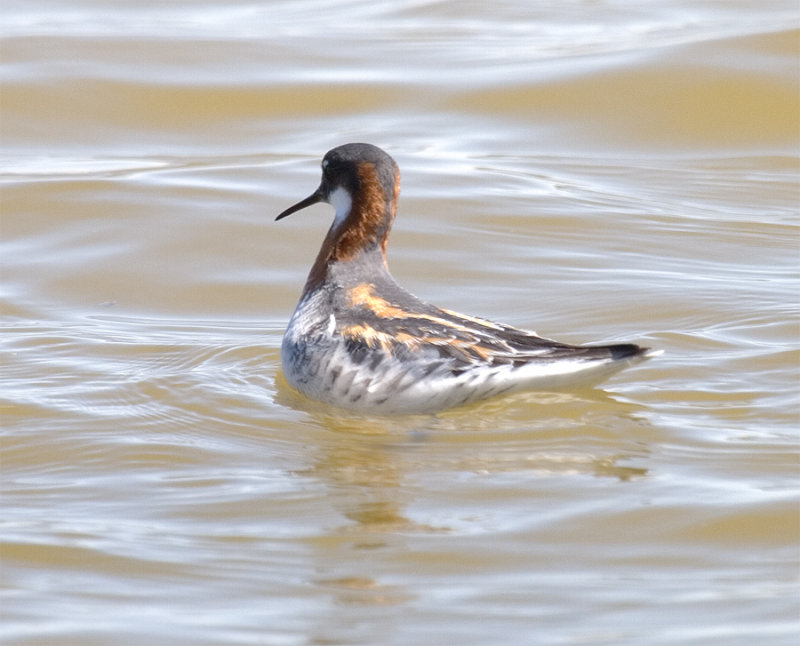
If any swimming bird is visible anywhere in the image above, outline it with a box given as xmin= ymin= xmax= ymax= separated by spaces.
xmin=276 ymin=143 xmax=656 ymax=414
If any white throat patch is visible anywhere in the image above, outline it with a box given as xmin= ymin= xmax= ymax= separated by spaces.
xmin=328 ymin=186 xmax=352 ymax=228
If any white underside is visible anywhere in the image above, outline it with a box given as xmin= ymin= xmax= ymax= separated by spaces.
xmin=282 ymin=326 xmax=655 ymax=415
xmin=281 ymin=289 xmax=657 ymax=415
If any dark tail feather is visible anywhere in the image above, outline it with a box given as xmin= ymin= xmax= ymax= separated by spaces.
xmin=608 ymin=343 xmax=649 ymax=361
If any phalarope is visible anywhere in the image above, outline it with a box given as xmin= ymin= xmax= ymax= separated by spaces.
xmin=276 ymin=143 xmax=656 ymax=414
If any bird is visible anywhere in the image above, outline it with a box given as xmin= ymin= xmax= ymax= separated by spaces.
xmin=276 ymin=143 xmax=657 ymax=414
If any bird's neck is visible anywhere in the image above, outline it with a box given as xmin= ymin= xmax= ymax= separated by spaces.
xmin=302 ymin=164 xmax=399 ymax=296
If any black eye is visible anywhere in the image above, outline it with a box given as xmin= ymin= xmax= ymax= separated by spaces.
xmin=322 ymin=159 xmax=337 ymax=178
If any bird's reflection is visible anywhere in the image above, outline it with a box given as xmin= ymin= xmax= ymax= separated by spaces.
xmin=281 ymin=381 xmax=657 ymax=621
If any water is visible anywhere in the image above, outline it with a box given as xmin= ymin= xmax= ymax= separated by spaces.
xmin=2 ymin=1 xmax=799 ymax=644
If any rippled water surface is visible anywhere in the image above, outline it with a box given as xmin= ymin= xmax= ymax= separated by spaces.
xmin=2 ymin=1 xmax=799 ymax=644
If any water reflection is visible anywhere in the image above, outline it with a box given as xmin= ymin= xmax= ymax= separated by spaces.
xmin=286 ymin=386 xmax=654 ymax=627
xmin=289 ymin=386 xmax=655 ymax=532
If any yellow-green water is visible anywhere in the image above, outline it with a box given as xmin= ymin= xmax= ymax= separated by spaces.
xmin=2 ymin=1 xmax=799 ymax=644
